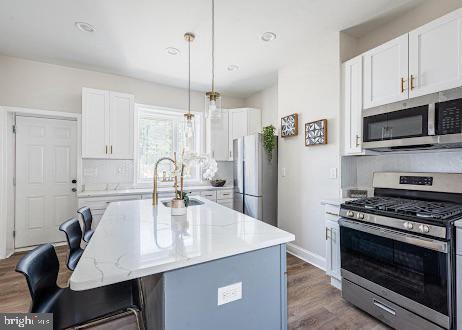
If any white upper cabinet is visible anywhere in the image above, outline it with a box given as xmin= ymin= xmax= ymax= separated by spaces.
xmin=228 ymin=108 xmax=261 ymax=160
xmin=207 ymin=110 xmax=230 ymax=161
xmin=82 ymin=88 xmax=109 ymax=158
xmin=363 ymin=34 xmax=409 ymax=109
xmin=82 ymin=88 xmax=134 ymax=159
xmin=409 ymin=9 xmax=462 ymax=98
xmin=343 ymin=56 xmax=363 ymax=155
xmin=108 ymin=92 xmax=134 ymax=159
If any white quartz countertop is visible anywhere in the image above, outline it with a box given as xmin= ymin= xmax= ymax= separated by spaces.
xmin=77 ymin=185 xmax=233 ymax=198
xmin=70 ymin=197 xmax=295 ymax=291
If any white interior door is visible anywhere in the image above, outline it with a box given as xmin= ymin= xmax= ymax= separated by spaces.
xmin=363 ymin=34 xmax=409 ymax=109
xmin=409 ymin=9 xmax=462 ymax=98
xmin=15 ymin=116 xmax=78 ymax=248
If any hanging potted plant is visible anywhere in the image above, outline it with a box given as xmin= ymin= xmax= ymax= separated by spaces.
xmin=262 ymin=125 xmax=276 ymax=161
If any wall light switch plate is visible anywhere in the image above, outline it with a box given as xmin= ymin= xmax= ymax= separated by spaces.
xmin=218 ymin=282 xmax=242 ymax=306
xmin=329 ymin=168 xmax=337 ymax=179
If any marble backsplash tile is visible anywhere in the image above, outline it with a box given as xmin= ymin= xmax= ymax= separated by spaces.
xmin=346 ymin=150 xmax=462 ymax=189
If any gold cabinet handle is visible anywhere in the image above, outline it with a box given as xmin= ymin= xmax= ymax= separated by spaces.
xmin=355 ymin=134 xmax=360 ymax=147
xmin=105 ymin=145 xmax=108 ymax=154
xmin=400 ymin=77 xmax=407 ymax=93
xmin=410 ymin=74 xmax=415 ymax=90
xmin=110 ymin=145 xmax=113 ymax=154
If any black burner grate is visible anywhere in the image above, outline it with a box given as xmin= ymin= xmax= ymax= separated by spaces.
xmin=345 ymin=197 xmax=462 ymax=221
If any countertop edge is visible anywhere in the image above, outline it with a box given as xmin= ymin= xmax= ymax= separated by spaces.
xmin=69 ymin=235 xmax=295 ymax=291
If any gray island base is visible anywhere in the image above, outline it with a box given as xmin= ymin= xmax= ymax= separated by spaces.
xmin=140 ymin=245 xmax=287 ymax=330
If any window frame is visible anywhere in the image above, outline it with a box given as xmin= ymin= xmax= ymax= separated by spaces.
xmin=134 ymin=103 xmax=205 ymax=188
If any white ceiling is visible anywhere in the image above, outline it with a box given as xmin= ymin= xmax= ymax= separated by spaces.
xmin=0 ymin=0 xmax=423 ymax=97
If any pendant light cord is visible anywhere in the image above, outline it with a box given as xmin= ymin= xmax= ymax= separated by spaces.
xmin=188 ymin=35 xmax=191 ymax=115
xmin=211 ymin=0 xmax=215 ymax=93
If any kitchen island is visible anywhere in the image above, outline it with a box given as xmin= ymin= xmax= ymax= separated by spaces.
xmin=70 ymin=196 xmax=294 ymax=330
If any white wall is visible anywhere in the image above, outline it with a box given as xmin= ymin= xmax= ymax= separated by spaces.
xmin=277 ymin=32 xmax=341 ymax=268
xmin=245 ymin=84 xmax=278 ymax=129
xmin=0 ymin=55 xmax=245 ymax=113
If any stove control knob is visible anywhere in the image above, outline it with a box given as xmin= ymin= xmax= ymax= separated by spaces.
xmin=403 ymin=222 xmax=414 ymax=230
xmin=347 ymin=211 xmax=354 ymax=217
xmin=357 ymin=213 xmax=365 ymax=220
xmin=419 ymin=224 xmax=430 ymax=233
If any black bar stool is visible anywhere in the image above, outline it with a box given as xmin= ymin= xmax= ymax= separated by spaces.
xmin=59 ymin=218 xmax=84 ymax=271
xmin=77 ymin=207 xmax=95 ymax=243
xmin=15 ymin=244 xmax=143 ymax=330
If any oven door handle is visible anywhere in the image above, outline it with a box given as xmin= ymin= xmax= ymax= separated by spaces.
xmin=339 ymin=219 xmax=448 ymax=253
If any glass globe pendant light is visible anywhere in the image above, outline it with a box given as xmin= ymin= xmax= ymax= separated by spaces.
xmin=183 ymin=32 xmax=195 ymax=153
xmin=205 ymin=0 xmax=222 ymax=119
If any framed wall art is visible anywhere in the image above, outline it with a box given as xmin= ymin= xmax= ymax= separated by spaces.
xmin=281 ymin=113 xmax=298 ymax=137
xmin=305 ymin=119 xmax=328 ymax=146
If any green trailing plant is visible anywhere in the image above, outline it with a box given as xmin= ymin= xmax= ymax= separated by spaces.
xmin=262 ymin=125 xmax=276 ymax=160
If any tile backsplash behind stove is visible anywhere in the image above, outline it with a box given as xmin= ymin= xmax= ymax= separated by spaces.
xmin=342 ymin=150 xmax=462 ymax=190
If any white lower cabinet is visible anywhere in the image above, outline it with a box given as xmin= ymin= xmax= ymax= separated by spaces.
xmin=78 ymin=195 xmax=141 ymax=228
xmin=200 ymin=190 xmax=217 ymax=201
xmin=216 ymin=189 xmax=234 ymax=209
xmin=78 ymin=188 xmax=234 ymax=229
xmin=324 ymin=204 xmax=341 ymax=289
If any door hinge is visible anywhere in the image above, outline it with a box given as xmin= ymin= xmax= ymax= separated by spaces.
xmin=12 ymin=125 xmax=16 ymax=134
xmin=13 ymin=177 xmax=16 ymax=186
xmin=13 ymin=230 xmax=15 ymax=238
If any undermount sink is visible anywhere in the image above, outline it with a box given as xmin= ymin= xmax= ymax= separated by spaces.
xmin=161 ymin=198 xmax=205 ymax=208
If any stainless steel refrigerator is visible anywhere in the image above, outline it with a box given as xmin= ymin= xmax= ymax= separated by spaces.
xmin=233 ymin=133 xmax=278 ymax=226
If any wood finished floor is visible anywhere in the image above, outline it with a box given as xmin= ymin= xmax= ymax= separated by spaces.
xmin=0 ymin=247 xmax=388 ymax=329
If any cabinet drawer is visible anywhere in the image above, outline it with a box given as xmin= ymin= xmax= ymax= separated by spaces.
xmin=200 ymin=190 xmax=217 ymax=200
xmin=79 ymin=195 xmax=140 ymax=210
xmin=325 ymin=204 xmax=340 ymax=216
xmin=217 ymin=199 xmax=233 ymax=209
xmin=217 ymin=189 xmax=233 ymax=200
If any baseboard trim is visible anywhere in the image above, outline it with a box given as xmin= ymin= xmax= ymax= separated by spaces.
xmin=287 ymin=243 xmax=326 ymax=271
xmin=14 ymin=241 xmax=67 ymax=254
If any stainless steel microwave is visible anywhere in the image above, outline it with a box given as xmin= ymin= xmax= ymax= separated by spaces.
xmin=362 ymin=97 xmax=462 ymax=151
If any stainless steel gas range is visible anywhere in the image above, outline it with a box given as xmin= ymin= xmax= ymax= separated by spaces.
xmin=339 ymin=172 xmax=462 ymax=330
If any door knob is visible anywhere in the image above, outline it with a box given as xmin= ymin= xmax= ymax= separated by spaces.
xmin=72 ymin=188 xmax=77 ymax=192
xmin=72 ymin=179 xmax=77 ymax=184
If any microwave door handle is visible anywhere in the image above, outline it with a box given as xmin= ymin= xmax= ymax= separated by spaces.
xmin=428 ymin=103 xmax=436 ymax=136
xmin=339 ymin=219 xmax=448 ymax=253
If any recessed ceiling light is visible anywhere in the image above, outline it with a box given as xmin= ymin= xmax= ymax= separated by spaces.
xmin=261 ymin=32 xmax=277 ymax=42
xmin=227 ymin=64 xmax=240 ymax=72
xmin=166 ymin=47 xmax=181 ymax=55
xmin=75 ymin=21 xmax=96 ymax=33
